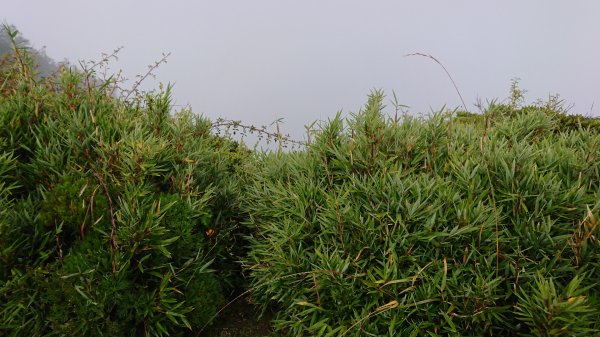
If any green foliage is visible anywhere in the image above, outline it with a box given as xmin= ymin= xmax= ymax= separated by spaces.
xmin=454 ymin=79 xmax=599 ymax=135
xmin=0 ymin=30 xmax=250 ymax=336
xmin=0 ymin=149 xmax=17 ymax=279
xmin=244 ymin=90 xmax=600 ymax=336
xmin=515 ymin=274 xmax=596 ymax=337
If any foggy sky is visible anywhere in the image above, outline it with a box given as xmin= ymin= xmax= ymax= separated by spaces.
xmin=4 ymin=1 xmax=600 ymax=142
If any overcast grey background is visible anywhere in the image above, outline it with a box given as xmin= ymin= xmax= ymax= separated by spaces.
xmin=4 ymin=1 xmax=600 ymax=142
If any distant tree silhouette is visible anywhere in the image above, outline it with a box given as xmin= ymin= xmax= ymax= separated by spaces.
xmin=1 ymin=23 xmax=62 ymax=78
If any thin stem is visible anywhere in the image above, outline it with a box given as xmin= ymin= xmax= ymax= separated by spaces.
xmin=405 ymin=52 xmax=468 ymax=112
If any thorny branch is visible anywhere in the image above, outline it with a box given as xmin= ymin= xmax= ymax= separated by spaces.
xmin=123 ymin=52 xmax=171 ymax=101
xmin=211 ymin=118 xmax=307 ymax=149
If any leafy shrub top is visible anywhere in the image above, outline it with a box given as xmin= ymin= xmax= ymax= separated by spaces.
xmin=0 ymin=28 xmax=250 ymax=337
xmin=244 ymin=91 xmax=600 ymax=336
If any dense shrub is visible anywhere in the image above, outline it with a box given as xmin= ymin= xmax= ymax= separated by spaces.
xmin=0 ymin=31 xmax=250 ymax=336
xmin=244 ymin=91 xmax=600 ymax=336
xmin=3 ymin=25 xmax=600 ymax=337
